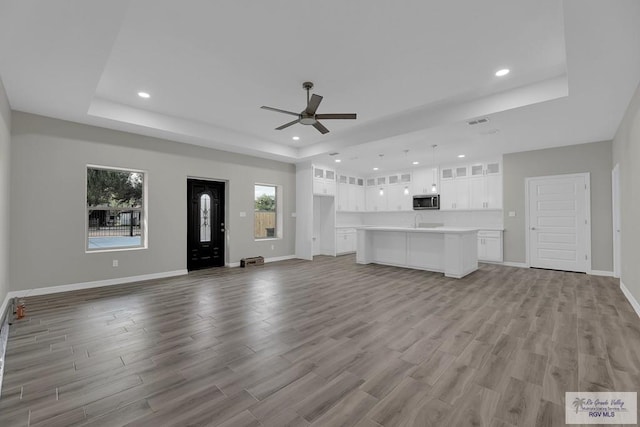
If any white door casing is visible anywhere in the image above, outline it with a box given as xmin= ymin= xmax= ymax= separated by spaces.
xmin=526 ymin=173 xmax=591 ymax=273
xmin=612 ymin=164 xmax=621 ymax=278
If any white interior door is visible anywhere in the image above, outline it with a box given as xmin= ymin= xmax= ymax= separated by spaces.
xmin=612 ymin=164 xmax=621 ymax=278
xmin=527 ymin=174 xmax=589 ymax=273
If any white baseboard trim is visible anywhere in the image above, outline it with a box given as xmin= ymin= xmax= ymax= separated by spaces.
xmin=620 ymin=280 xmax=640 ymax=318
xmin=590 ymin=270 xmax=614 ymax=277
xmin=227 ymin=254 xmax=297 ymax=268
xmin=265 ymin=255 xmax=297 ymax=263
xmin=502 ymin=261 xmax=529 ymax=268
xmin=0 ymin=292 xmax=12 ymax=333
xmin=0 ymin=305 xmax=8 ymax=399
xmin=7 ymin=269 xmax=188 ymax=299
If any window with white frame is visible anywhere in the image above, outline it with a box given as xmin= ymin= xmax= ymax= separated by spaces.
xmin=87 ymin=166 xmax=146 ymax=251
xmin=254 ymin=184 xmax=281 ymax=239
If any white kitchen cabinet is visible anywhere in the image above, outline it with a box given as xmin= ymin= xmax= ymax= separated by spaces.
xmin=442 ymin=165 xmax=469 ymax=180
xmin=336 ymin=228 xmax=357 ymax=254
xmin=469 ymin=177 xmax=486 ymax=210
xmin=365 ymin=184 xmax=387 ymax=211
xmin=440 ymin=167 xmax=455 ymax=181
xmin=412 ymin=167 xmax=438 ymax=195
xmin=440 ymin=177 xmax=470 ymax=210
xmin=441 ymin=161 xmax=501 ymax=210
xmin=337 ymin=175 xmax=366 ymax=211
xmin=469 ymin=166 xmax=503 ymax=210
xmin=313 ymin=166 xmax=336 ymax=196
xmin=336 ymin=174 xmax=349 ymax=211
xmin=477 ymin=230 xmax=503 ymax=262
xmin=387 ymin=183 xmax=412 ymax=211
xmin=365 ymin=176 xmax=388 ymax=211
xmin=353 ymin=178 xmax=366 ymax=211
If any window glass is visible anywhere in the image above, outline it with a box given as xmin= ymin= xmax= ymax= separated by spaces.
xmin=254 ymin=185 xmax=276 ymax=239
xmin=200 ymin=194 xmax=211 ymax=242
xmin=87 ymin=167 xmax=145 ymax=251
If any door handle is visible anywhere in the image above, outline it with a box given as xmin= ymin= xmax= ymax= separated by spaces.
xmin=531 ymin=227 xmax=536 ymax=230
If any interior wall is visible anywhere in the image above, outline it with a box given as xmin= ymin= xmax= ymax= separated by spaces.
xmin=295 ymin=164 xmax=312 ymax=260
xmin=612 ymin=80 xmax=640 ymax=307
xmin=0 ymin=77 xmax=10 ymax=307
xmin=502 ymin=141 xmax=613 ymax=271
xmin=9 ymin=112 xmax=296 ymax=291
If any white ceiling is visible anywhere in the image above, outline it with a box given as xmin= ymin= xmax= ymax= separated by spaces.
xmin=0 ymin=0 xmax=639 ymax=174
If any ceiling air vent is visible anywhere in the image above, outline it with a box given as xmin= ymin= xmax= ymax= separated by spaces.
xmin=468 ymin=118 xmax=489 ymax=125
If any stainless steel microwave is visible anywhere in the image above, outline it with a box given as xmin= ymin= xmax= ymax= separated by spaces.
xmin=413 ymin=194 xmax=440 ymax=210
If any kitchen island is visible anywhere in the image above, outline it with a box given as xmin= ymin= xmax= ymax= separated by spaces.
xmin=356 ymin=226 xmax=479 ymax=278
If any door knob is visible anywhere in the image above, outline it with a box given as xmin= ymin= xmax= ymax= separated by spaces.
xmin=531 ymin=227 xmax=536 ymax=230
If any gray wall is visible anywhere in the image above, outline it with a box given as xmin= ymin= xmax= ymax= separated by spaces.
xmin=612 ymin=80 xmax=640 ymax=306
xmin=503 ymin=141 xmax=613 ymax=271
xmin=0 ymin=78 xmax=10 ymax=306
xmin=9 ymin=112 xmax=296 ymax=291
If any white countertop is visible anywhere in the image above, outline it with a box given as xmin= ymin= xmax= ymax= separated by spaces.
xmin=355 ymin=226 xmax=479 ymax=234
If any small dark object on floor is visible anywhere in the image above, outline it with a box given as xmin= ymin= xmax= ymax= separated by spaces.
xmin=241 ymin=256 xmax=264 ymax=267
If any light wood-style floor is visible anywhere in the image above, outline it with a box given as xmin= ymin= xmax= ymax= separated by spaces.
xmin=1 ymin=256 xmax=639 ymax=426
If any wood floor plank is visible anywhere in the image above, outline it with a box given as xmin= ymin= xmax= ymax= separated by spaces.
xmin=446 ymin=383 xmax=500 ymax=427
xmin=309 ymin=390 xmax=378 ymax=427
xmin=294 ymin=371 xmax=365 ymax=422
xmin=367 ymin=376 xmax=431 ymax=426
xmin=359 ymin=357 xmax=415 ymax=400
xmin=429 ymin=361 xmax=477 ymax=406
xmin=1 ymin=255 xmax=638 ymax=427
xmin=494 ymin=377 xmax=543 ymax=427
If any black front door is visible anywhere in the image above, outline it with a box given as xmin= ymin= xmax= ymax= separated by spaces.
xmin=187 ymin=179 xmax=225 ymax=270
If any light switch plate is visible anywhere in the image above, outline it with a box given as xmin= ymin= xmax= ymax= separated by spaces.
xmin=291 ymin=212 xmax=297 ymax=217
xmin=239 ymin=211 xmax=246 ymax=217
xmin=508 ymin=211 xmax=516 ymax=217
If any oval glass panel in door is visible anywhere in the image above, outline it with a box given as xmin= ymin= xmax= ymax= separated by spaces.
xmin=200 ymin=193 xmax=211 ymax=242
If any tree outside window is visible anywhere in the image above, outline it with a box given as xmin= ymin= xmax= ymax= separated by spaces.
xmin=254 ymin=185 xmax=276 ymax=239
xmin=87 ymin=166 xmax=145 ymax=250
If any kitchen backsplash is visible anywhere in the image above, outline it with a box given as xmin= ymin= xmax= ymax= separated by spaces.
xmin=337 ymin=210 xmax=503 ymax=229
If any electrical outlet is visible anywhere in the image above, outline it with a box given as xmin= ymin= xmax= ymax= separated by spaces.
xmin=271 ymin=244 xmax=275 ymax=250
xmin=239 ymin=211 xmax=246 ymax=217
xmin=291 ymin=212 xmax=297 ymax=217
xmin=112 ymin=259 xmax=119 ymax=267
xmin=508 ymin=211 xmax=516 ymax=217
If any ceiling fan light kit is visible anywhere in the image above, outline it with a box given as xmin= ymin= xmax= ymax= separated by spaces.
xmin=261 ymin=81 xmax=357 ymax=134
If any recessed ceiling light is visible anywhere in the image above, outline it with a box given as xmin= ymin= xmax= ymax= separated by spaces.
xmin=412 ymin=161 xmax=419 ymax=165
xmin=335 ymin=159 xmax=341 ymax=163
xmin=373 ymin=167 xmax=379 ymax=171
xmin=495 ymin=68 xmax=510 ymax=77
xmin=458 ymin=154 xmax=466 ymax=158
xmin=137 ymin=91 xmax=150 ymax=99
xmin=292 ymin=136 xmax=300 ymax=141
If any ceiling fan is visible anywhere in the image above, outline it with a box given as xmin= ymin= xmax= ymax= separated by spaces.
xmin=261 ymin=81 xmax=357 ymax=134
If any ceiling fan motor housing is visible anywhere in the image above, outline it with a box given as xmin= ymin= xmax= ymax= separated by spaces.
xmin=300 ymin=115 xmax=316 ymax=125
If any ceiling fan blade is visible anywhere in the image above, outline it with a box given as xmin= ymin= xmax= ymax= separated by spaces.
xmin=261 ymin=106 xmax=300 ymax=117
xmin=275 ymin=119 xmax=300 ymax=130
xmin=312 ymin=121 xmax=330 ymax=134
xmin=305 ymin=94 xmax=323 ymax=115
xmin=315 ymin=113 xmax=357 ymax=120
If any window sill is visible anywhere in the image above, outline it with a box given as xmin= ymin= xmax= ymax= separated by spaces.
xmin=86 ymin=246 xmax=147 ymax=254
xmin=254 ymin=237 xmax=282 ymax=242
